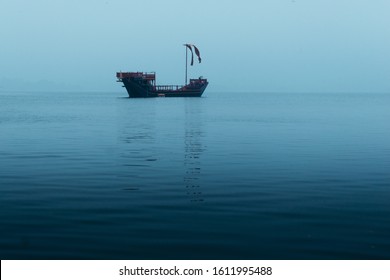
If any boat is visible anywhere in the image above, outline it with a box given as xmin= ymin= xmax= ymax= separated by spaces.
xmin=116 ymin=44 xmax=208 ymax=98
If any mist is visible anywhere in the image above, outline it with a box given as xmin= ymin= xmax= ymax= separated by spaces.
xmin=1 ymin=0 xmax=389 ymax=93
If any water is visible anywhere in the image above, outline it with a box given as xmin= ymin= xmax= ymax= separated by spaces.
xmin=1 ymin=90 xmax=390 ymax=259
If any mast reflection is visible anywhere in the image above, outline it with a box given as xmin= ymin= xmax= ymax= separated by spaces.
xmin=183 ymin=100 xmax=205 ymax=203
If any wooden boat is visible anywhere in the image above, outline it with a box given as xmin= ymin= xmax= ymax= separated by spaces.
xmin=116 ymin=44 xmax=208 ymax=98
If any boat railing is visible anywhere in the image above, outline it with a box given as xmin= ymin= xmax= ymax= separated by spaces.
xmin=116 ymin=72 xmax=156 ymax=80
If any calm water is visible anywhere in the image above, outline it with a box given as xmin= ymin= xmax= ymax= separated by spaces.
xmin=1 ymin=90 xmax=390 ymax=259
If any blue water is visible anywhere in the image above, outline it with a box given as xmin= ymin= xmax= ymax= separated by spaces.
xmin=1 ymin=90 xmax=390 ymax=259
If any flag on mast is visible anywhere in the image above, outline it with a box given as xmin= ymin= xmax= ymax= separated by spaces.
xmin=193 ymin=45 xmax=202 ymax=63
xmin=185 ymin=44 xmax=194 ymax=66
xmin=185 ymin=44 xmax=202 ymax=66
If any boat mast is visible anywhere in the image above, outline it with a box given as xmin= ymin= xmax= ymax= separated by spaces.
xmin=185 ymin=45 xmax=188 ymax=85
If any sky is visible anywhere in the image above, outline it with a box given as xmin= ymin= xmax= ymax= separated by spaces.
xmin=1 ymin=0 xmax=390 ymax=93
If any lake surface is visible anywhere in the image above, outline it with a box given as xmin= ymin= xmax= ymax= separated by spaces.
xmin=1 ymin=90 xmax=390 ymax=259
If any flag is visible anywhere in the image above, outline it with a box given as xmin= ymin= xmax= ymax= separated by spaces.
xmin=193 ymin=45 xmax=202 ymax=63
xmin=185 ymin=44 xmax=194 ymax=66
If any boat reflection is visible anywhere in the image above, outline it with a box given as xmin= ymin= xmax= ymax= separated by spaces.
xmin=117 ymin=98 xmax=206 ymax=203
xmin=117 ymin=100 xmax=157 ymax=189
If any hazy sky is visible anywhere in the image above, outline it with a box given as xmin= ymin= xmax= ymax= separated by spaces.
xmin=1 ymin=0 xmax=389 ymax=92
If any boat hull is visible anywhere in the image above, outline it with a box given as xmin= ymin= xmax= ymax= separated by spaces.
xmin=118 ymin=73 xmax=208 ymax=98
